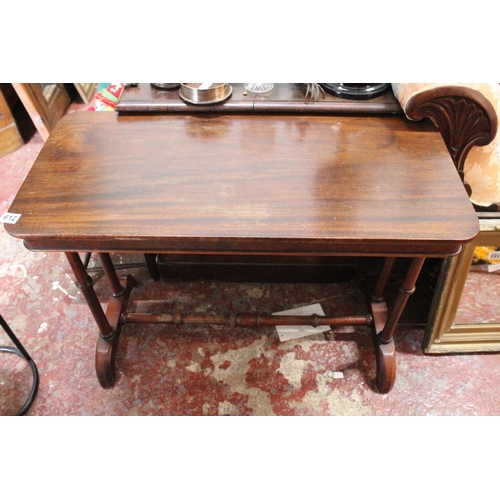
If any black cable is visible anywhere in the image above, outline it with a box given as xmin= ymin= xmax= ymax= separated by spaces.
xmin=0 ymin=315 xmax=39 ymax=416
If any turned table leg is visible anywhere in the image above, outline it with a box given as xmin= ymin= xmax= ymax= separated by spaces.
xmin=371 ymin=257 xmax=425 ymax=393
xmin=66 ymin=252 xmax=135 ymax=388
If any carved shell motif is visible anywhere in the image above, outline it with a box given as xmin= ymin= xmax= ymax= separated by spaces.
xmin=416 ymin=96 xmax=492 ymax=173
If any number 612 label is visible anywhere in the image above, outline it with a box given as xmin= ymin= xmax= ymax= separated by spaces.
xmin=1 ymin=213 xmax=22 ymax=224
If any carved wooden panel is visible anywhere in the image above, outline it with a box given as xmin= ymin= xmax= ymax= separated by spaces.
xmin=404 ymin=86 xmax=498 ymax=211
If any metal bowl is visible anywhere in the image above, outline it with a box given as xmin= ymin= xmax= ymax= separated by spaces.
xmin=179 ymin=83 xmax=232 ymax=105
xmin=151 ymin=83 xmax=180 ymax=90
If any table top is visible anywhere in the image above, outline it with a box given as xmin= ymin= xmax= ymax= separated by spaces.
xmin=6 ymin=111 xmax=478 ymax=257
xmin=116 ymin=83 xmax=404 ymax=115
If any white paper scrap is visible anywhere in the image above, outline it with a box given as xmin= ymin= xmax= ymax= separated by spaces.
xmin=273 ymin=303 xmax=330 ymax=342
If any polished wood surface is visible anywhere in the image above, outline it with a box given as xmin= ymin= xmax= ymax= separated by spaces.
xmin=7 ymin=111 xmax=478 ymax=257
xmin=116 ymin=83 xmax=404 ymax=115
xmin=118 ymin=83 xmax=402 ymax=283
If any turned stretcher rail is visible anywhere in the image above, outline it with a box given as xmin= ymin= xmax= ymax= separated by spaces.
xmin=124 ymin=312 xmax=373 ymax=328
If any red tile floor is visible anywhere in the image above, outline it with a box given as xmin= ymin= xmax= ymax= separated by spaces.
xmin=2 ymin=100 xmax=500 ymax=416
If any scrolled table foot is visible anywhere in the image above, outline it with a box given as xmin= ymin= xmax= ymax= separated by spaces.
xmin=373 ymin=333 xmax=396 ymax=393
xmin=96 ymin=335 xmax=119 ymax=388
xmin=95 ymin=275 xmax=136 ymax=388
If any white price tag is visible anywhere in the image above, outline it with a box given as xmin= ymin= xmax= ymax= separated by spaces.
xmin=488 ymin=251 xmax=500 ymax=260
xmin=1 ymin=212 xmax=21 ymax=224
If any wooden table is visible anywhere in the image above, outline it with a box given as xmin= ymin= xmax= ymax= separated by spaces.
xmin=5 ymin=111 xmax=479 ymax=393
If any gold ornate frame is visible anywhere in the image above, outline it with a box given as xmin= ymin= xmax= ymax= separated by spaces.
xmin=424 ymin=215 xmax=500 ymax=353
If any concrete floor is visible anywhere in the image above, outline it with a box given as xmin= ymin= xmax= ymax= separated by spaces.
xmin=2 ymin=97 xmax=500 ymax=417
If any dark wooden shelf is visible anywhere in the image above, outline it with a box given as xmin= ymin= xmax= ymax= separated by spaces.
xmin=116 ymin=83 xmax=403 ymax=116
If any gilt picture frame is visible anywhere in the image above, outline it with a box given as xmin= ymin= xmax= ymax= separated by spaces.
xmin=424 ymin=215 xmax=500 ymax=353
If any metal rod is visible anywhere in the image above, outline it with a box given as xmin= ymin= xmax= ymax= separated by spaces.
xmin=0 ymin=314 xmax=33 ymax=360
xmin=0 ymin=315 xmax=39 ymax=416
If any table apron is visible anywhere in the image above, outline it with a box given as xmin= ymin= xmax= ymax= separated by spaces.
xmin=21 ymin=239 xmax=465 ymax=259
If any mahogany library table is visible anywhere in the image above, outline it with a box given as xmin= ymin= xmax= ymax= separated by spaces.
xmin=5 ymin=111 xmax=479 ymax=393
